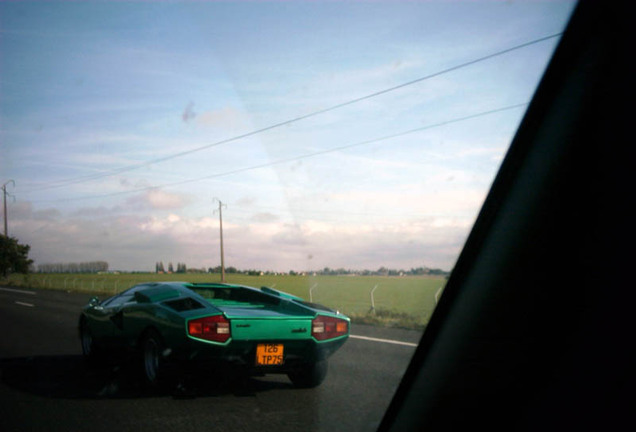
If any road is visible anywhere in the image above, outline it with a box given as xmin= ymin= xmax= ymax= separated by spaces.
xmin=0 ymin=287 xmax=421 ymax=432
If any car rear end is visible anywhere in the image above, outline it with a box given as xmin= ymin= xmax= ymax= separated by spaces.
xmin=181 ymin=285 xmax=349 ymax=385
xmin=186 ymin=305 xmax=348 ymax=369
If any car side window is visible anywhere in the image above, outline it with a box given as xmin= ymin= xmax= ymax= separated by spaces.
xmin=102 ymin=294 xmax=135 ymax=308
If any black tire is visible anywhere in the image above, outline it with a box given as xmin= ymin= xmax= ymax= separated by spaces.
xmin=288 ymin=360 xmax=328 ymax=388
xmin=79 ymin=318 xmax=98 ymax=363
xmin=140 ymin=329 xmax=168 ymax=390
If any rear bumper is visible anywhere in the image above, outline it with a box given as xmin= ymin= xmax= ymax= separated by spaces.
xmin=171 ymin=335 xmax=348 ymax=373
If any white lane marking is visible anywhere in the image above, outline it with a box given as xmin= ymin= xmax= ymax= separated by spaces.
xmin=350 ymin=334 xmax=418 ymax=347
xmin=0 ymin=287 xmax=36 ymax=295
xmin=15 ymin=301 xmax=35 ymax=308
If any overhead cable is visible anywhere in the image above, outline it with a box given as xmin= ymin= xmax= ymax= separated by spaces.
xmin=24 ymin=33 xmax=561 ymax=193
xmin=34 ymin=102 xmax=528 ymax=203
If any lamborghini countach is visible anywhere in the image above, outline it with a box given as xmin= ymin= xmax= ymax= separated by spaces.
xmin=78 ymin=282 xmax=349 ymax=389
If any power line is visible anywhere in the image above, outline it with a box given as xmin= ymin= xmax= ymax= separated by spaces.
xmin=32 ymin=102 xmax=528 ymax=203
xmin=23 ymin=33 xmax=561 ymax=193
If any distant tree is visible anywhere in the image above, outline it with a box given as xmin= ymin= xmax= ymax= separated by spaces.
xmin=37 ymin=261 xmax=109 ymax=274
xmin=428 ymin=268 xmax=447 ymax=276
xmin=0 ymin=236 xmax=34 ymax=277
xmin=168 ymin=262 xmax=174 ymax=273
xmin=186 ymin=267 xmax=205 ymax=273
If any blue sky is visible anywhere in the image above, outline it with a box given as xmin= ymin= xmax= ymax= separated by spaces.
xmin=1 ymin=1 xmax=577 ymax=272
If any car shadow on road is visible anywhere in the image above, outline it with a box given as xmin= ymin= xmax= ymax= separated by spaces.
xmin=0 ymin=355 xmax=294 ymax=399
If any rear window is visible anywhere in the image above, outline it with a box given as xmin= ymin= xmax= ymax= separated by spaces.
xmin=163 ymin=297 xmax=205 ymax=312
xmin=192 ymin=287 xmax=280 ymax=306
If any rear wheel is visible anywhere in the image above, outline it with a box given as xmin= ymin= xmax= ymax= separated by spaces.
xmin=79 ymin=319 xmax=98 ymax=362
xmin=288 ymin=360 xmax=328 ymax=388
xmin=141 ymin=330 xmax=167 ymax=390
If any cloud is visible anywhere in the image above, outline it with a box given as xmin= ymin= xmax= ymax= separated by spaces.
xmin=125 ymin=189 xmax=190 ymax=210
xmin=235 ymin=196 xmax=257 ymax=207
xmin=10 ymin=205 xmax=172 ymax=270
xmin=251 ymin=212 xmax=280 ymax=223
xmin=146 ymin=190 xmax=188 ymax=209
xmin=10 ymin=197 xmax=469 ymax=272
xmin=9 ymin=201 xmax=60 ymax=222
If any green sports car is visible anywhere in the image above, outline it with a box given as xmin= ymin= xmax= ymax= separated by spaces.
xmin=78 ymin=282 xmax=349 ymax=389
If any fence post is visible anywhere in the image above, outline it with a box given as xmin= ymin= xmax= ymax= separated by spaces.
xmin=435 ymin=286 xmax=443 ymax=305
xmin=370 ymin=284 xmax=379 ymax=313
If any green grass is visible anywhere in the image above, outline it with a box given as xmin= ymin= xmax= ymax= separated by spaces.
xmin=2 ymin=272 xmax=446 ymax=330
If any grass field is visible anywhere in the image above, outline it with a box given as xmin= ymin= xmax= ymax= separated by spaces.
xmin=2 ymin=272 xmax=446 ymax=330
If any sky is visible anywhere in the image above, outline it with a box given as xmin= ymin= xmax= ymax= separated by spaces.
xmin=0 ymin=1 xmax=577 ymax=273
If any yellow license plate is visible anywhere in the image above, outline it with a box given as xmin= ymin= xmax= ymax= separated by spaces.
xmin=256 ymin=343 xmax=284 ymax=365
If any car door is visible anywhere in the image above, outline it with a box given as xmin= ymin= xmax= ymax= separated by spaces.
xmin=86 ymin=291 xmax=136 ymax=349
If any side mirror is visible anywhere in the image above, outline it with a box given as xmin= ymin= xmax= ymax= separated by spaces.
xmin=88 ymin=296 xmax=100 ymax=307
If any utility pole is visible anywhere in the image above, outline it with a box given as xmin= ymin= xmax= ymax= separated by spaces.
xmin=213 ymin=198 xmax=227 ymax=282
xmin=2 ymin=180 xmax=15 ymax=237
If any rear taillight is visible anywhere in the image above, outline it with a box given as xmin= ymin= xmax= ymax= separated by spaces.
xmin=188 ymin=315 xmax=231 ymax=343
xmin=312 ymin=315 xmax=349 ymax=341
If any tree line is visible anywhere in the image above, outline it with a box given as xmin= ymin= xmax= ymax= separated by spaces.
xmin=300 ymin=266 xmax=449 ymax=277
xmin=37 ymin=261 xmax=109 ymax=273
xmin=201 ymin=265 xmax=449 ymax=277
xmin=1 ymin=235 xmax=450 ymax=279
xmin=155 ymin=262 xmax=188 ymax=273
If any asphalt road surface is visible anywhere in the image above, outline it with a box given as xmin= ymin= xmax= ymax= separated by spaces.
xmin=0 ymin=286 xmax=421 ymax=432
